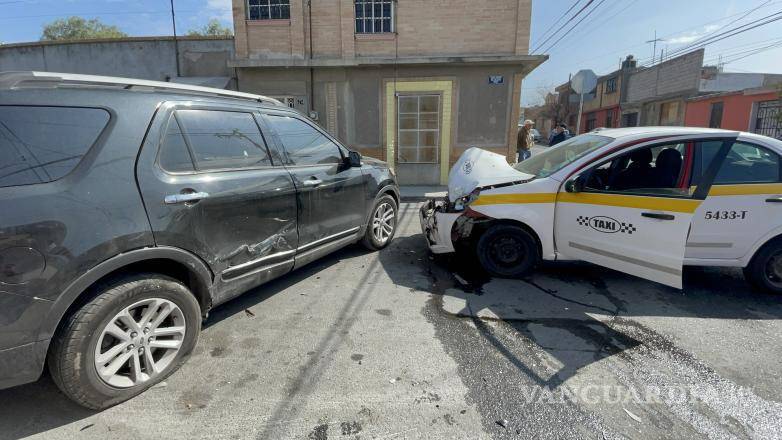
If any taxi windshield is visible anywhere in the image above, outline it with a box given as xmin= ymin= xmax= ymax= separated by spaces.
xmin=514 ymin=134 xmax=613 ymax=178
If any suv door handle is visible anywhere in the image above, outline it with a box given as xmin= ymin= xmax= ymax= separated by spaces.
xmin=765 ymin=196 xmax=782 ymax=203
xmin=642 ymin=212 xmax=675 ymax=220
xmin=164 ymin=192 xmax=209 ymax=204
xmin=302 ymin=179 xmax=323 ymax=187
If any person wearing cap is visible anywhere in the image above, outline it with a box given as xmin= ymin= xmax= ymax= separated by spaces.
xmin=517 ymin=119 xmax=535 ymax=162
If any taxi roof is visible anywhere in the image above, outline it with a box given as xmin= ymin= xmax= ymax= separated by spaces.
xmin=591 ymin=126 xmax=740 ymax=139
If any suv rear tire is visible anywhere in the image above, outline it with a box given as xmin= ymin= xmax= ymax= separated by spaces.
xmin=48 ymin=273 xmax=201 ymax=409
xmin=362 ymin=194 xmax=398 ymax=250
xmin=743 ymin=238 xmax=782 ymax=295
xmin=476 ymin=224 xmax=540 ymax=278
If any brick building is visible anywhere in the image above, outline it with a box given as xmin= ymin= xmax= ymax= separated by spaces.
xmin=229 ymin=0 xmax=545 ymax=184
xmin=622 ymin=49 xmax=705 ymax=128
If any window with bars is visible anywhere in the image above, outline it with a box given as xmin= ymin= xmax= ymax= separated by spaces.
xmin=247 ymin=0 xmax=290 ymax=20
xmin=355 ymin=0 xmax=394 ymax=34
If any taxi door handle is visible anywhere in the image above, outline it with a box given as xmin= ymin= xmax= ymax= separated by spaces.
xmin=642 ymin=212 xmax=675 ymax=220
xmin=765 ymin=197 xmax=782 ymax=203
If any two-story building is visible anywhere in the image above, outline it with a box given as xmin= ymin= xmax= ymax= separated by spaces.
xmin=229 ymin=0 xmax=545 ymax=184
xmin=579 ymin=55 xmax=636 ymax=133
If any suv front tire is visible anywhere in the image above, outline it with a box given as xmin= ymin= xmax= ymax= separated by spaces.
xmin=48 ymin=273 xmax=201 ymax=409
xmin=362 ymin=194 xmax=398 ymax=250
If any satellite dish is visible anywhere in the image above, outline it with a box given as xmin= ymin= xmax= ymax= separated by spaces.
xmin=571 ymin=69 xmax=597 ymax=95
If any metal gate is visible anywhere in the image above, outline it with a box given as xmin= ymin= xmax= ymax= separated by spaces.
xmin=754 ymin=100 xmax=781 ymax=140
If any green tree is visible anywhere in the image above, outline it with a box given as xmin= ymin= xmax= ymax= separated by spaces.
xmin=186 ymin=19 xmax=233 ymax=37
xmin=41 ymin=17 xmax=127 ymax=41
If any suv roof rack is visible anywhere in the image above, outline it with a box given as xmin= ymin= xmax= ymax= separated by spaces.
xmin=0 ymin=71 xmax=283 ymax=106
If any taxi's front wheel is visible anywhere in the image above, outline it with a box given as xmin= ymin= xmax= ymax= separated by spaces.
xmin=744 ymin=238 xmax=782 ymax=294
xmin=476 ymin=224 xmax=540 ymax=278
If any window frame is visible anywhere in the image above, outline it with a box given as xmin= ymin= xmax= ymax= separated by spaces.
xmin=691 ymin=140 xmax=782 ymax=187
xmin=605 ymin=77 xmax=617 ymax=94
xmin=155 ymin=107 xmax=277 ymax=175
xmin=246 ymin=0 xmax=290 ymax=21
xmin=396 ymin=93 xmax=441 ymax=164
xmin=708 ymin=101 xmax=724 ymax=129
xmin=579 ymin=141 xmax=697 ymax=200
xmin=354 ymin=0 xmax=395 ymax=34
xmin=259 ymin=110 xmax=348 ymax=168
xmin=0 ymin=104 xmax=112 ymax=188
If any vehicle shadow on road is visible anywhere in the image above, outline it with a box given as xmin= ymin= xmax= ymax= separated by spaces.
xmin=377 ymin=233 xmax=782 ymax=390
xmin=0 ymin=244 xmax=369 ymax=440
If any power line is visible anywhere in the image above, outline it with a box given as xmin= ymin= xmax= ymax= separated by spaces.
xmin=719 ymin=40 xmax=782 ymax=64
xmin=531 ymin=0 xmax=596 ymax=54
xmin=582 ymin=0 xmax=782 ymax=72
xmin=637 ymin=10 xmax=782 ymax=66
xmin=536 ymin=0 xmax=609 ymax=55
xmin=548 ymin=0 xmax=638 ymax=55
xmin=531 ymin=0 xmax=584 ymax=51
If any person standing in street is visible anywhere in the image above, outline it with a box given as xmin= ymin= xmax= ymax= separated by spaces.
xmin=550 ymin=124 xmax=567 ymax=146
xmin=517 ymin=119 xmax=535 ymax=162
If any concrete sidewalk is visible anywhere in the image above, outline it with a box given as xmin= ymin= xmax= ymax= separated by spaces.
xmin=399 ymin=185 xmax=447 ymax=201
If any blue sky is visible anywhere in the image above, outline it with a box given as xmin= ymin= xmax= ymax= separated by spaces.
xmin=523 ymin=0 xmax=782 ymax=105
xmin=1 ymin=0 xmax=780 ymax=106
xmin=0 ymin=0 xmax=233 ymax=42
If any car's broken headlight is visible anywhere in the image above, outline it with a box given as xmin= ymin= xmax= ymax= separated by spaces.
xmin=452 ymin=188 xmax=481 ymax=211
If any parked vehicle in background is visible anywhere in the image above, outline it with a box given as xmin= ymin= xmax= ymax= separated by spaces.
xmin=421 ymin=127 xmax=782 ymax=293
xmin=0 ymin=72 xmax=399 ymax=409
xmin=530 ymin=128 xmax=541 ymax=143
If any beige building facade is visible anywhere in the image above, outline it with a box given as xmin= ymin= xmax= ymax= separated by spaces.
xmin=230 ymin=0 xmax=545 ymax=184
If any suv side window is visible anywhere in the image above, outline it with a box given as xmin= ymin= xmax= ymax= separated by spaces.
xmin=696 ymin=141 xmax=780 ymax=185
xmin=173 ymin=109 xmax=272 ymax=171
xmin=264 ymin=114 xmax=343 ymax=165
xmin=584 ymin=142 xmax=692 ymax=197
xmin=159 ymin=116 xmax=196 ymax=172
xmin=0 ymin=106 xmax=109 ymax=188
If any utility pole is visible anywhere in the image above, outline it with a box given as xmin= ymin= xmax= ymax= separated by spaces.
xmin=646 ymin=30 xmax=665 ymax=65
xmin=170 ymin=0 xmax=180 ymax=78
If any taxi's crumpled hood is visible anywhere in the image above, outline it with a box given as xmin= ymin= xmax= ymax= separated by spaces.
xmin=447 ymin=147 xmax=534 ymax=202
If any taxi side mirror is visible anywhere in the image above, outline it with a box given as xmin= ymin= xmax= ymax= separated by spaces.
xmin=565 ymin=175 xmax=585 ymax=193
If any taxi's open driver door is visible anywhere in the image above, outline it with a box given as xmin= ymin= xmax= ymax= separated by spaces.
xmin=553 ymin=135 xmax=737 ymax=288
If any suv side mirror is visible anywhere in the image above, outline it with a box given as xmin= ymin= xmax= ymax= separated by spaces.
xmin=565 ymin=175 xmax=585 ymax=193
xmin=347 ymin=150 xmax=362 ymax=168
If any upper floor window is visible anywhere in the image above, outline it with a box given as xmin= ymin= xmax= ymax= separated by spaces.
xmin=355 ymin=0 xmax=394 ymax=34
xmin=605 ymin=77 xmax=617 ymax=94
xmin=247 ymin=0 xmax=290 ymax=20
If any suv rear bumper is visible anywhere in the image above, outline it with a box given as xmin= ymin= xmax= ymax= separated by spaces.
xmin=0 ymin=340 xmax=48 ymax=389
xmin=419 ymin=199 xmax=461 ymax=254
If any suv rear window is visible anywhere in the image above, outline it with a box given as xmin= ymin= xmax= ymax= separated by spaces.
xmin=173 ymin=110 xmax=272 ymax=171
xmin=0 ymin=106 xmax=109 ymax=188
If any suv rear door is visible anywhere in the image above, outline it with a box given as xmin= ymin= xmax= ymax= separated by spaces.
xmin=136 ymin=101 xmax=298 ymax=302
xmin=259 ymin=111 xmax=366 ymax=264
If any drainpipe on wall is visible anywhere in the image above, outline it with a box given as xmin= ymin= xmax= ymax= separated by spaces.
xmin=307 ymin=0 xmax=315 ymax=119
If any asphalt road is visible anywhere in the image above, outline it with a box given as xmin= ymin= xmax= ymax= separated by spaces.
xmin=2 ymin=201 xmax=782 ymax=439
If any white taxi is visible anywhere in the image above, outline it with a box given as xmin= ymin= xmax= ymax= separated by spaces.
xmin=420 ymin=127 xmax=782 ymax=292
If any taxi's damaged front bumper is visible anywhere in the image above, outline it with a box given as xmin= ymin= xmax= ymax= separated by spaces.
xmin=419 ymin=198 xmax=462 ymax=254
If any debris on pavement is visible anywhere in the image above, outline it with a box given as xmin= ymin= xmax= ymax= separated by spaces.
xmin=80 ymin=424 xmax=94 ymax=431
xmin=244 ymin=309 xmax=255 ymax=318
xmin=496 ymin=419 xmax=509 ymax=429
xmin=623 ymin=408 xmax=642 ymax=423
xmin=454 ymin=274 xmax=469 ymax=286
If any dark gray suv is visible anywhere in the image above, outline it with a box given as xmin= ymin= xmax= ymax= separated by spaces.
xmin=0 ymin=72 xmax=399 ymax=409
